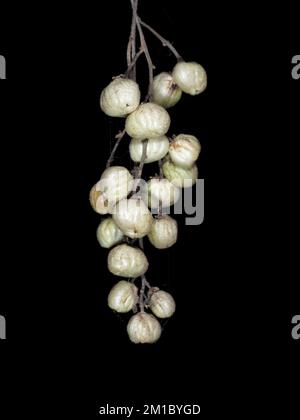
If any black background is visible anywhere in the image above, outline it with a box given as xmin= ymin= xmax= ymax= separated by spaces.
xmin=0 ymin=1 xmax=299 ymax=417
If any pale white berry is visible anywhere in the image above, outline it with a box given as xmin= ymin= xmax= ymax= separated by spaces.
xmin=152 ymin=72 xmax=182 ymax=109
xmin=127 ymin=312 xmax=161 ymax=344
xmin=89 ymin=185 xmax=112 ymax=214
xmin=169 ymin=134 xmax=201 ymax=168
xmin=125 ymin=103 xmax=171 ymax=140
xmin=100 ymin=77 xmax=140 ymax=117
xmin=172 ymin=61 xmax=207 ymax=95
xmin=149 ymin=290 xmax=176 ymax=318
xmin=95 ymin=166 xmax=134 ymax=208
xmin=145 ymin=178 xmax=180 ymax=209
xmin=108 ymin=244 xmax=149 ymax=278
xmin=162 ymin=157 xmax=198 ymax=188
xmin=129 ymin=136 xmax=169 ymax=164
xmin=96 ymin=218 xmax=124 ymax=248
xmin=108 ymin=280 xmax=138 ymax=313
xmin=112 ymin=198 xmax=153 ymax=239
xmin=147 ymin=215 xmax=178 ymax=249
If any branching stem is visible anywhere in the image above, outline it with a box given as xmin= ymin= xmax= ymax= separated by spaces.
xmin=127 ymin=0 xmax=139 ymax=80
xmin=138 ymin=238 xmax=152 ymax=312
xmin=139 ymin=274 xmax=147 ymax=312
xmin=139 ymin=19 xmax=182 ymax=61
xmin=125 ymin=48 xmax=143 ymax=77
xmin=135 ymin=16 xmax=154 ymax=98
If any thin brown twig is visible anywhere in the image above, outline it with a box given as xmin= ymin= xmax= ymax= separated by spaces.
xmin=130 ymin=0 xmax=138 ymax=80
xmin=126 ymin=35 xmax=132 ymax=69
xmin=136 ymin=16 xmax=155 ymax=98
xmin=133 ymin=139 xmax=148 ymax=192
xmin=106 ymin=129 xmax=126 ymax=168
xmin=144 ymin=278 xmax=151 ymax=289
xmin=125 ymin=48 xmax=143 ymax=77
xmin=127 ymin=0 xmax=137 ymax=67
xmin=139 ymin=274 xmax=147 ymax=312
xmin=138 ymin=238 xmax=152 ymax=311
xmin=127 ymin=0 xmax=138 ymax=80
xmin=138 ymin=237 xmax=144 ymax=250
xmin=139 ymin=19 xmax=182 ymax=61
xmin=139 ymin=238 xmax=145 ymax=312
xmin=139 ymin=274 xmax=152 ymax=311
xmin=126 ymin=0 xmax=138 ymax=81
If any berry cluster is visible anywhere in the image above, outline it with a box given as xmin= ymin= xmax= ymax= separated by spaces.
xmin=90 ymin=0 xmax=206 ymax=343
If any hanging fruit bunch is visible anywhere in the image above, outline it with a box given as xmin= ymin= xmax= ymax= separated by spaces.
xmin=90 ymin=0 xmax=207 ymax=343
